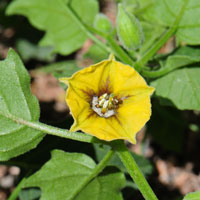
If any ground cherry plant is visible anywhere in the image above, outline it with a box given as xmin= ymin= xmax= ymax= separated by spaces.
xmin=0 ymin=0 xmax=200 ymax=199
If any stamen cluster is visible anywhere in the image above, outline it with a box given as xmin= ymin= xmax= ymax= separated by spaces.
xmin=92 ymin=93 xmax=121 ymax=118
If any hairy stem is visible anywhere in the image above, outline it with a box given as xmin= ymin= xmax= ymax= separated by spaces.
xmin=112 ymin=140 xmax=158 ymax=200
xmin=135 ymin=0 xmax=189 ymax=72
xmin=66 ymin=4 xmax=134 ymax=65
xmin=69 ymin=150 xmax=114 ymax=200
xmin=86 ymin=25 xmax=134 ymax=66
xmin=0 ymin=111 xmax=102 ymax=144
xmin=106 ymin=35 xmax=134 ymax=66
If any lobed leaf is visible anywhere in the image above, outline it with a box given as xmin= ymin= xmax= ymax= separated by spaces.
xmin=23 ymin=150 xmax=125 ymax=200
xmin=6 ymin=0 xmax=99 ymax=55
xmin=151 ymin=67 xmax=200 ymax=110
xmin=0 ymin=49 xmax=45 ymax=161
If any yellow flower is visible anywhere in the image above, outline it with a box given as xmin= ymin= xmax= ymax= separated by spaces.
xmin=60 ymin=55 xmax=154 ymax=144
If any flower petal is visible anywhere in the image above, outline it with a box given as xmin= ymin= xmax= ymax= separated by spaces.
xmin=65 ymin=84 xmax=91 ymax=128
xmin=60 ymin=55 xmax=154 ymax=144
xmin=107 ymin=60 xmax=152 ymax=96
xmin=116 ymin=94 xmax=153 ymax=143
xmin=66 ymin=60 xmax=111 ymax=95
xmin=70 ymin=112 xmax=136 ymax=143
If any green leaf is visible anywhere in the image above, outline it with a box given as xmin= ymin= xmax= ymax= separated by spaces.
xmin=183 ymin=191 xmax=200 ymax=200
xmin=151 ymin=67 xmax=200 ymax=110
xmin=23 ymin=150 xmax=125 ymax=200
xmin=16 ymin=39 xmax=55 ymax=62
xmin=141 ymin=0 xmax=200 ymax=45
xmin=0 ymin=49 xmax=45 ymax=161
xmin=162 ymin=46 xmax=200 ymax=72
xmin=144 ymin=46 xmax=200 ymax=78
xmin=6 ymin=0 xmax=99 ymax=55
xmin=19 ymin=188 xmax=41 ymax=200
xmin=93 ymin=144 xmax=153 ymax=176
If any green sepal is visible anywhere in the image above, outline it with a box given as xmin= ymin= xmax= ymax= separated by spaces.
xmin=116 ymin=3 xmax=144 ymax=50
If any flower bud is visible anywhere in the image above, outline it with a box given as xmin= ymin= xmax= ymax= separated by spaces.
xmin=117 ymin=3 xmax=144 ymax=50
xmin=94 ymin=13 xmax=112 ymax=33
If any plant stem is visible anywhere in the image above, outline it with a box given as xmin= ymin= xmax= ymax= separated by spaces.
xmin=0 ymin=111 xmax=102 ymax=144
xmin=31 ymin=121 xmax=101 ymax=143
xmin=112 ymin=140 xmax=158 ymax=200
xmin=8 ymin=177 xmax=26 ymax=200
xmin=106 ymin=35 xmax=134 ymax=66
xmin=69 ymin=150 xmax=114 ymax=200
xmin=142 ymin=66 xmax=172 ymax=78
xmin=66 ymin=4 xmax=134 ymax=66
xmin=86 ymin=25 xmax=134 ymax=66
xmin=134 ymin=0 xmax=189 ymax=72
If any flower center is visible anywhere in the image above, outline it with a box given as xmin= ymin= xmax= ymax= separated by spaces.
xmin=91 ymin=93 xmax=121 ymax=118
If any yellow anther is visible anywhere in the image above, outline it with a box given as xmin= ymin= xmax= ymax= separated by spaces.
xmin=103 ymin=100 xmax=109 ymax=108
xmin=99 ymin=93 xmax=107 ymax=100
xmin=96 ymin=93 xmax=120 ymax=113
xmin=99 ymin=98 xmax=105 ymax=106
xmin=108 ymin=95 xmax=114 ymax=104
xmin=95 ymin=104 xmax=101 ymax=108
